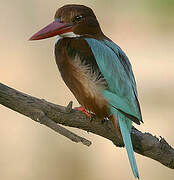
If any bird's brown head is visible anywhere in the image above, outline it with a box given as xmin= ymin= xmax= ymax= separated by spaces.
xmin=29 ymin=4 xmax=102 ymax=40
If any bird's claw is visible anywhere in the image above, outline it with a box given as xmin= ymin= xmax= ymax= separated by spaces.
xmin=75 ymin=106 xmax=91 ymax=117
xmin=75 ymin=106 xmax=96 ymax=121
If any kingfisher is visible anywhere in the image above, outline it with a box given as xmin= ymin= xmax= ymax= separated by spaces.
xmin=30 ymin=4 xmax=143 ymax=178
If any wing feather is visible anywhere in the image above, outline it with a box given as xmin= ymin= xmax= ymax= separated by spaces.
xmin=85 ymin=38 xmax=142 ymax=123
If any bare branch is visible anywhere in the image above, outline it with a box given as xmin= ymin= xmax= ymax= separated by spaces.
xmin=35 ymin=112 xmax=92 ymax=146
xmin=0 ymin=82 xmax=174 ymax=169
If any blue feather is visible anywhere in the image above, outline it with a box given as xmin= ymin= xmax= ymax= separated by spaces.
xmin=102 ymin=39 xmax=138 ymax=97
xmin=111 ymin=107 xmax=139 ymax=179
xmin=85 ymin=38 xmax=141 ymax=178
xmin=85 ymin=38 xmax=142 ymax=122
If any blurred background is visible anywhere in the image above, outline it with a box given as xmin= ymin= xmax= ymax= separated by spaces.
xmin=0 ymin=0 xmax=174 ymax=179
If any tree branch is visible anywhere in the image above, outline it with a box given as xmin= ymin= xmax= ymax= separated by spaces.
xmin=0 ymin=82 xmax=174 ymax=169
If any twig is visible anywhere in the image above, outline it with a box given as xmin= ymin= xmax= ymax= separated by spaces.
xmin=32 ymin=110 xmax=91 ymax=146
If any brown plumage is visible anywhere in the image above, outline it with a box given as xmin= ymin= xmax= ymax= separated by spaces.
xmin=55 ymin=37 xmax=110 ymax=119
xmin=30 ymin=4 xmax=122 ymax=137
xmin=54 ymin=4 xmax=103 ymax=37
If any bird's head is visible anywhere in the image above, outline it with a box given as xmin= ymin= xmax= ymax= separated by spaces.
xmin=29 ymin=4 xmax=102 ymax=40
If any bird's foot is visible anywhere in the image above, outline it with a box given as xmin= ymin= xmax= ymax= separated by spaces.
xmin=75 ymin=106 xmax=91 ymax=117
xmin=75 ymin=106 xmax=96 ymax=121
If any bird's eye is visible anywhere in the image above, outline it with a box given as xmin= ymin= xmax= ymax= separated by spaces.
xmin=73 ymin=15 xmax=83 ymax=23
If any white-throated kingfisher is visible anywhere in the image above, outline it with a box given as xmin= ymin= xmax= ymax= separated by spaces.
xmin=30 ymin=4 xmax=143 ymax=179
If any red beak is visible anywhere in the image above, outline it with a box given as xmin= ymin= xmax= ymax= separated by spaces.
xmin=29 ymin=19 xmax=73 ymax=40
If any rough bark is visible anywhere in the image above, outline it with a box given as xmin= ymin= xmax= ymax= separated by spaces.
xmin=0 ymin=82 xmax=174 ymax=169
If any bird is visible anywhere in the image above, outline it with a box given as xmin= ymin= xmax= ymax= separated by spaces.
xmin=30 ymin=4 xmax=143 ymax=179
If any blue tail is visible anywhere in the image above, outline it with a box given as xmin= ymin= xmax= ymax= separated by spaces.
xmin=111 ymin=108 xmax=139 ymax=179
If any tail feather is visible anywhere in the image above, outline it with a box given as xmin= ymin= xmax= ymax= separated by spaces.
xmin=112 ymin=108 xmax=139 ymax=178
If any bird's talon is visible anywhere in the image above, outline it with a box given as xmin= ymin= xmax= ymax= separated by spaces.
xmin=75 ymin=106 xmax=91 ymax=117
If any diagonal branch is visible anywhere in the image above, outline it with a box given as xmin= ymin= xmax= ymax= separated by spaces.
xmin=0 ymin=82 xmax=174 ymax=169
xmin=34 ymin=111 xmax=92 ymax=146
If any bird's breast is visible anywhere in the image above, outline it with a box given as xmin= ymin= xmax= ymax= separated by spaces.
xmin=56 ymin=51 xmax=110 ymax=118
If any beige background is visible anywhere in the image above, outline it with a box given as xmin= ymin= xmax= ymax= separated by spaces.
xmin=0 ymin=0 xmax=174 ymax=179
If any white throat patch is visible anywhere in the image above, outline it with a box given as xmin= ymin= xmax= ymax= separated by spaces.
xmin=54 ymin=32 xmax=81 ymax=46
xmin=60 ymin=32 xmax=81 ymax=38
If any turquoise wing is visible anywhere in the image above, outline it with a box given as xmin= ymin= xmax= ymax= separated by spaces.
xmin=85 ymin=38 xmax=142 ymax=124
xmin=102 ymin=40 xmax=138 ymax=96
xmin=85 ymin=38 xmax=141 ymax=179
